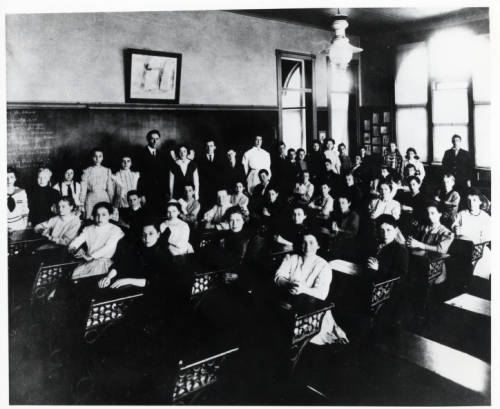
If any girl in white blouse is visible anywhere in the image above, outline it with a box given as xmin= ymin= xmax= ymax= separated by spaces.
xmin=160 ymin=201 xmax=194 ymax=256
xmin=230 ymin=181 xmax=250 ymax=217
xmin=308 ymin=182 xmax=334 ymax=220
xmin=402 ymin=148 xmax=426 ymax=182
xmin=69 ymin=202 xmax=124 ymax=279
xmin=113 ymin=156 xmax=140 ymax=214
xmin=7 ymin=167 xmax=29 ymax=231
xmin=369 ymin=182 xmax=401 ymax=220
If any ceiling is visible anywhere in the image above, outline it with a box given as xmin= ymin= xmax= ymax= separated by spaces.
xmin=232 ymin=7 xmax=489 ymax=35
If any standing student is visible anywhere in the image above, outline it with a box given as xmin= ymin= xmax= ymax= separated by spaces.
xmin=338 ymin=143 xmax=352 ymax=175
xmin=29 ymin=167 xmax=60 ymax=226
xmin=198 ymin=138 xmax=223 ymax=207
xmin=222 ymin=148 xmax=246 ymax=191
xmin=309 ymin=140 xmax=326 ymax=185
xmin=434 ymin=173 xmax=461 ymax=229
xmin=242 ymin=135 xmax=271 ymax=195
xmin=136 ymin=129 xmax=169 ymax=214
xmin=118 ymin=190 xmax=146 ymax=239
xmin=271 ymin=142 xmax=288 ymax=187
xmin=296 ymin=149 xmax=309 ymax=173
xmin=7 ymin=167 xmax=29 ymax=231
xmin=323 ymin=139 xmax=341 ymax=174
xmin=169 ymin=145 xmax=199 ymax=200
xmin=80 ymin=148 xmax=114 ymax=220
xmin=53 ymin=168 xmax=82 ymax=213
xmin=113 ymin=156 xmax=140 ymax=217
xmin=384 ymin=142 xmax=403 ymax=176
xmin=69 ymin=202 xmax=124 ymax=279
xmin=441 ymin=134 xmax=473 ymax=191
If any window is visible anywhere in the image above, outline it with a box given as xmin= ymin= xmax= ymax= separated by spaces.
xmin=277 ymin=51 xmax=316 ymax=150
xmin=395 ymin=42 xmax=428 ymax=161
xmin=394 ymin=31 xmax=490 ymax=168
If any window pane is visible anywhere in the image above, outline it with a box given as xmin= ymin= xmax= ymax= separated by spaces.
xmin=329 ymin=93 xmax=349 ymax=149
xmin=432 ymin=86 xmax=468 ymax=124
xmin=433 ymin=125 xmax=468 ymax=162
xmin=281 ymin=59 xmax=303 ymax=89
xmin=282 ymin=108 xmax=305 ymax=150
xmin=282 ymin=89 xmax=305 ymax=108
xmin=472 ymin=35 xmax=490 ymax=103
xmin=395 ymin=42 xmax=428 ymax=105
xmin=474 ymin=104 xmax=490 ymax=168
xmin=396 ymin=107 xmax=428 ymax=163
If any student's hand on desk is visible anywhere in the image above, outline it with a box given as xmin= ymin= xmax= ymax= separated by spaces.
xmin=110 ymin=278 xmax=134 ymax=289
xmin=367 ymin=257 xmax=379 ymax=271
xmin=289 ymin=281 xmax=305 ymax=295
xmin=407 ymin=238 xmax=423 ymax=249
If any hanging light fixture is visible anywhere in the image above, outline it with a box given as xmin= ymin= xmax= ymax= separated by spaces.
xmin=326 ymin=9 xmax=363 ymax=69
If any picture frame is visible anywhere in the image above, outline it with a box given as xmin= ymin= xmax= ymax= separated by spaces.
xmin=383 ymin=135 xmax=390 ymax=145
xmin=372 ymin=113 xmax=379 ymax=124
xmin=364 ymin=120 xmax=371 ymax=131
xmin=318 ymin=131 xmax=327 ymax=144
xmin=372 ymin=145 xmax=381 ymax=154
xmin=363 ymin=132 xmax=371 ymax=143
xmin=372 ymin=136 xmax=381 ymax=145
xmin=383 ymin=111 xmax=390 ymax=123
xmin=365 ymin=145 xmax=372 ymax=154
xmin=372 ymin=126 xmax=379 ymax=137
xmin=380 ymin=126 xmax=388 ymax=134
xmin=125 ymin=48 xmax=182 ymax=104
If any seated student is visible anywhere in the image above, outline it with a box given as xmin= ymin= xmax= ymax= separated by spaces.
xmin=159 ymin=201 xmax=194 ymax=256
xmin=366 ymin=214 xmax=409 ymax=282
xmin=29 ymin=167 xmax=60 ymax=226
xmin=368 ymin=181 xmax=401 ymax=221
xmin=296 ymin=148 xmax=309 ymax=173
xmin=113 ymin=155 xmax=140 ymax=218
xmin=259 ymin=184 xmax=287 ymax=230
xmin=230 ymin=181 xmax=250 ymax=217
xmin=274 ymin=204 xmax=310 ymax=250
xmin=452 ymin=188 xmax=491 ymax=279
xmin=399 ymin=176 xmax=426 ymax=227
xmin=275 ymin=230 xmax=332 ymax=301
xmin=338 ymin=143 xmax=352 ymax=175
xmin=34 ymin=196 xmax=81 ymax=249
xmin=202 ymin=188 xmax=232 ymax=231
xmin=97 ymin=220 xmax=193 ymax=397
xmin=178 ymin=183 xmax=201 ymax=228
xmin=406 ymin=202 xmax=454 ymax=284
xmin=118 ymin=190 xmax=146 ymax=238
xmin=53 ymin=168 xmax=82 ymax=214
xmin=322 ymin=159 xmax=342 ymax=194
xmin=69 ymin=202 xmax=124 ymax=279
xmin=343 ymin=172 xmax=364 ymax=212
xmin=434 ymin=173 xmax=461 ymax=229
xmin=370 ymin=164 xmax=392 ymax=195
xmin=293 ymin=170 xmax=315 ymax=205
xmin=308 ymin=182 xmax=334 ymax=221
xmin=331 ymin=193 xmax=360 ymax=239
xmin=309 ymin=141 xmax=325 ymax=184
xmin=249 ymin=169 xmax=272 ymax=217
xmin=402 ymin=163 xmax=417 ymax=189
xmin=7 ymin=166 xmax=29 ymax=231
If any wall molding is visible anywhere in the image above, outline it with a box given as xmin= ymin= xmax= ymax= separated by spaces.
xmin=6 ymin=101 xmax=285 ymax=111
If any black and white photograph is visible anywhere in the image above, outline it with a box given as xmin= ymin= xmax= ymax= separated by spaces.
xmin=3 ymin=1 xmax=496 ymax=406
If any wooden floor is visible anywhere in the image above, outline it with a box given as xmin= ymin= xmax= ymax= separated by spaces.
xmin=9 ymin=253 xmax=491 ymax=405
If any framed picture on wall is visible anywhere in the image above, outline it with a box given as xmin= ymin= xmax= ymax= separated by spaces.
xmin=365 ymin=145 xmax=372 ymax=154
xmin=318 ymin=131 xmax=327 ymax=144
xmin=363 ymin=133 xmax=371 ymax=143
xmin=372 ymin=113 xmax=379 ymax=124
xmin=125 ymin=48 xmax=182 ymax=103
xmin=364 ymin=120 xmax=371 ymax=131
xmin=383 ymin=112 xmax=390 ymax=122
xmin=372 ymin=137 xmax=381 ymax=145
xmin=372 ymin=145 xmax=381 ymax=154
xmin=372 ymin=126 xmax=379 ymax=136
xmin=383 ymin=135 xmax=390 ymax=145
xmin=380 ymin=126 xmax=388 ymax=134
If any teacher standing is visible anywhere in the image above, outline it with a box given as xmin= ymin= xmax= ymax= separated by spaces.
xmin=242 ymin=135 xmax=271 ymax=195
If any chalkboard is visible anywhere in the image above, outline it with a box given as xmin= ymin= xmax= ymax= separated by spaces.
xmin=7 ymin=104 xmax=279 ymax=188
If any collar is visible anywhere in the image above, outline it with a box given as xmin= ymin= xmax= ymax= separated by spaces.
xmin=147 ymin=146 xmax=156 ymax=154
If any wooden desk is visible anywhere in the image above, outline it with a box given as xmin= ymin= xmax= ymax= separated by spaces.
xmin=8 ymin=229 xmax=46 ymax=257
xmin=329 ymin=259 xmax=362 ymax=277
xmin=377 ymin=330 xmax=490 ymax=397
xmin=445 ymin=293 xmax=490 ymax=317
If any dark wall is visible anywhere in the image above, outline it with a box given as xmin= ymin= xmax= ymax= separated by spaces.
xmin=7 ymin=104 xmax=279 ymax=188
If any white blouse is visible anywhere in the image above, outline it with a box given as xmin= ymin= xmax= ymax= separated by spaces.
xmin=160 ymin=218 xmax=194 ymax=256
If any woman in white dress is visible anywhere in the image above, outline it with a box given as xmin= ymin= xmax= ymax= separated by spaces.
xmin=452 ymin=189 xmax=491 ymax=279
xmin=113 ymin=156 xmax=140 ymax=217
xmin=80 ymin=148 xmax=114 ymax=219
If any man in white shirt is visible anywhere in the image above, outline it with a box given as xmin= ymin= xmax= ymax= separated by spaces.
xmin=242 ymin=135 xmax=271 ymax=195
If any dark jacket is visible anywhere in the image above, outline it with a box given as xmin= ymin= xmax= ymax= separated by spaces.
xmin=441 ymin=148 xmax=473 ymax=186
xmin=29 ymin=185 xmax=60 ymax=225
xmin=369 ymin=240 xmax=409 ymax=283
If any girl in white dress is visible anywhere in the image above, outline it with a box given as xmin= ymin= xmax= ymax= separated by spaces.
xmin=69 ymin=202 xmax=124 ymax=279
xmin=80 ymin=148 xmax=114 ymax=219
xmin=160 ymin=201 xmax=194 ymax=256
xmin=113 ymin=156 xmax=140 ymax=215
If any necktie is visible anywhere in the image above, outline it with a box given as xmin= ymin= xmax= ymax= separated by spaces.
xmin=67 ymin=183 xmax=74 ymax=198
xmin=7 ymin=194 xmax=16 ymax=212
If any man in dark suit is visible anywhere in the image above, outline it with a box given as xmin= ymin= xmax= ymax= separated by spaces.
xmin=136 ymin=129 xmax=169 ymax=216
xmin=198 ymin=138 xmax=223 ymax=209
xmin=222 ymin=148 xmax=246 ymax=191
xmin=441 ymin=134 xmax=473 ymax=191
